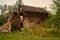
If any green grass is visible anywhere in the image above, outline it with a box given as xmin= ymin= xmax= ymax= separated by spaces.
xmin=0 ymin=24 xmax=60 ymax=40
xmin=0 ymin=31 xmax=60 ymax=40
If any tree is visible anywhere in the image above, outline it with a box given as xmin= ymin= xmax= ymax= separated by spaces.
xmin=8 ymin=5 xmax=13 ymax=11
xmin=0 ymin=4 xmax=7 ymax=14
xmin=12 ymin=0 xmax=22 ymax=10
xmin=51 ymin=0 xmax=60 ymax=28
xmin=52 ymin=0 xmax=60 ymax=16
xmin=0 ymin=5 xmax=4 ymax=14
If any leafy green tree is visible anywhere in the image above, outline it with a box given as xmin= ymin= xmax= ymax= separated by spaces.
xmin=0 ymin=5 xmax=7 ymax=14
xmin=51 ymin=0 xmax=60 ymax=28
xmin=0 ymin=5 xmax=4 ymax=14
xmin=52 ymin=0 xmax=60 ymax=16
xmin=8 ymin=5 xmax=13 ymax=11
xmin=12 ymin=0 xmax=22 ymax=10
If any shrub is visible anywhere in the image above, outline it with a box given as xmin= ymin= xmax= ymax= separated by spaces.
xmin=0 ymin=14 xmax=8 ymax=26
xmin=53 ymin=17 xmax=60 ymax=28
xmin=45 ymin=13 xmax=56 ymax=28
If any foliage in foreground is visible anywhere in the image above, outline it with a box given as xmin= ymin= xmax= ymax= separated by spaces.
xmin=0 ymin=30 xmax=60 ymax=40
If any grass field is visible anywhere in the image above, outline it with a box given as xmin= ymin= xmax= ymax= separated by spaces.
xmin=0 ymin=31 xmax=60 ymax=40
xmin=0 ymin=24 xmax=60 ymax=40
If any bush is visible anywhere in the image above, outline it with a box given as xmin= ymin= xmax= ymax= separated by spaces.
xmin=0 ymin=14 xmax=8 ymax=26
xmin=53 ymin=17 xmax=60 ymax=28
xmin=45 ymin=13 xmax=56 ymax=28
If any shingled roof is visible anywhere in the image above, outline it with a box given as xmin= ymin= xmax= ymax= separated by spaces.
xmin=21 ymin=5 xmax=48 ymax=13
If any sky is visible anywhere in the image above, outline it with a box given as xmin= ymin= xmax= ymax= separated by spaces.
xmin=0 ymin=0 xmax=53 ymax=10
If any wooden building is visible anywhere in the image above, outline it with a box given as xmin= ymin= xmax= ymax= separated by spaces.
xmin=21 ymin=5 xmax=48 ymax=27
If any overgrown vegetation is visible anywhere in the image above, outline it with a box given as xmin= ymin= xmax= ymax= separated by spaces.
xmin=0 ymin=27 xmax=60 ymax=40
xmin=0 ymin=14 xmax=8 ymax=26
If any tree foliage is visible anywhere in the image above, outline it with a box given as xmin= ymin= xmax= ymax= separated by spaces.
xmin=53 ymin=0 xmax=60 ymax=16
xmin=0 ymin=14 xmax=8 ymax=26
xmin=51 ymin=0 xmax=60 ymax=28
xmin=0 ymin=5 xmax=7 ymax=14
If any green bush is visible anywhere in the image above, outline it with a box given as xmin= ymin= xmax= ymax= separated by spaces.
xmin=53 ymin=17 xmax=60 ymax=28
xmin=45 ymin=13 xmax=56 ymax=28
xmin=0 ymin=14 xmax=8 ymax=26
